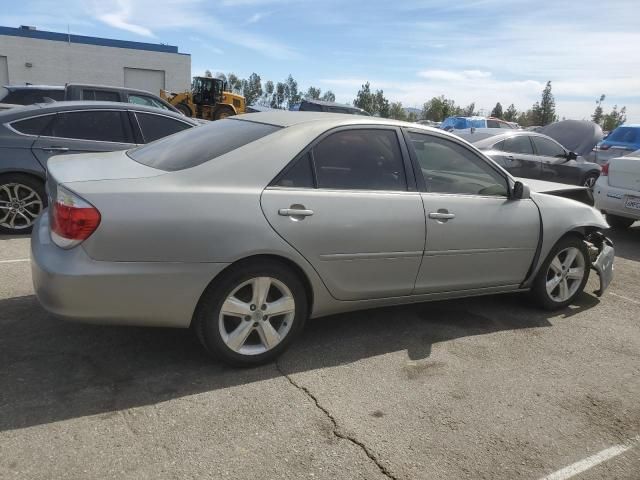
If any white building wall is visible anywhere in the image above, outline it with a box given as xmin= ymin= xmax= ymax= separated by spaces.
xmin=0 ymin=34 xmax=191 ymax=94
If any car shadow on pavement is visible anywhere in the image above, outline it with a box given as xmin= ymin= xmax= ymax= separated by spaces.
xmin=0 ymin=292 xmax=599 ymax=432
xmin=606 ymin=225 xmax=640 ymax=262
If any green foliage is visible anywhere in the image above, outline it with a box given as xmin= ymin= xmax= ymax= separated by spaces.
xmin=227 ymin=73 xmax=242 ymax=93
xmin=490 ymin=102 xmax=503 ymax=119
xmin=284 ymin=74 xmax=300 ymax=106
xmin=503 ymin=104 xmax=518 ymax=122
xmin=321 ymin=90 xmax=335 ymax=102
xmin=242 ymin=73 xmax=262 ymax=106
xmin=592 ymin=94 xmax=606 ymax=125
xmin=421 ymin=95 xmax=461 ymax=121
xmin=305 ymin=86 xmax=321 ymax=100
xmin=602 ymin=105 xmax=627 ymax=131
xmin=353 ymin=82 xmax=390 ymax=116
xmin=388 ymin=102 xmax=407 ymax=121
xmin=539 ymin=81 xmax=557 ymax=125
xmin=462 ymin=102 xmax=477 ymax=116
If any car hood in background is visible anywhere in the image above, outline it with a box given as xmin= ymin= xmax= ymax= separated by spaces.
xmin=517 ymin=177 xmax=589 ymax=193
xmin=540 ymin=120 xmax=603 ymax=157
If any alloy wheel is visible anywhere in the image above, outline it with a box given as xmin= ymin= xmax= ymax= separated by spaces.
xmin=545 ymin=247 xmax=586 ymax=302
xmin=584 ymin=176 xmax=597 ymax=188
xmin=0 ymin=183 xmax=44 ymax=230
xmin=218 ymin=276 xmax=296 ymax=356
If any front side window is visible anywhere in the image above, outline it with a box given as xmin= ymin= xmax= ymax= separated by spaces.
xmin=408 ymin=132 xmax=508 ymax=196
xmin=135 ymin=112 xmax=191 ymax=143
xmin=11 ymin=114 xmax=55 ymax=135
xmin=129 ymin=94 xmax=170 ymax=110
xmin=52 ymin=111 xmax=128 ymax=143
xmin=532 ymin=136 xmax=566 ymax=158
xmin=503 ymin=135 xmax=534 ymax=155
xmin=312 ymin=129 xmax=407 ymax=191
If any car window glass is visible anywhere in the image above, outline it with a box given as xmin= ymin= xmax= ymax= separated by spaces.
xmin=1 ymin=89 xmax=63 ymax=105
xmin=607 ymin=127 xmax=639 ymax=144
xmin=135 ymin=112 xmax=191 ymax=143
xmin=53 ymin=111 xmax=128 ymax=143
xmin=532 ymin=136 xmax=565 ymax=157
xmin=503 ymin=135 xmax=534 ymax=155
xmin=408 ymin=132 xmax=508 ymax=196
xmin=82 ymin=89 xmax=120 ymax=102
xmin=486 ymin=119 xmax=500 ymax=128
xmin=499 ymin=122 xmax=513 ymax=129
xmin=273 ymin=153 xmax=314 ymax=188
xmin=11 ymin=114 xmax=55 ymax=135
xmin=313 ymin=129 xmax=407 ymax=191
xmin=300 ymin=102 xmax=323 ymax=112
xmin=128 ymin=118 xmax=281 ymax=171
xmin=492 ymin=140 xmax=505 ymax=151
xmin=129 ymin=94 xmax=169 ymax=110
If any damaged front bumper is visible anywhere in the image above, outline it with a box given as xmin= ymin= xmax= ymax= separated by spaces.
xmin=586 ymin=233 xmax=614 ymax=296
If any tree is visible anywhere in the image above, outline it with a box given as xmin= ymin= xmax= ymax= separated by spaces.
xmin=388 ymin=102 xmax=407 ymax=121
xmin=539 ymin=81 xmax=557 ymax=125
xmin=602 ymin=105 xmax=627 ymax=131
xmin=503 ymin=104 xmax=518 ymax=122
xmin=462 ymin=102 xmax=477 ymax=116
xmin=270 ymin=82 xmax=286 ymax=109
xmin=204 ymin=69 xmax=213 ymax=78
xmin=260 ymin=80 xmax=274 ymax=106
xmin=227 ymin=73 xmax=242 ymax=93
xmin=242 ymin=73 xmax=262 ymax=106
xmin=305 ymin=86 xmax=321 ymax=100
xmin=353 ymin=82 xmax=376 ymax=114
xmin=592 ymin=94 xmax=606 ymax=125
xmin=407 ymin=111 xmax=418 ymax=122
xmin=421 ymin=95 xmax=461 ymax=121
xmin=490 ymin=102 xmax=503 ymax=119
xmin=374 ymin=89 xmax=390 ymax=118
xmin=215 ymin=72 xmax=227 ymax=84
xmin=320 ymin=90 xmax=335 ymax=102
xmin=284 ymin=74 xmax=300 ymax=107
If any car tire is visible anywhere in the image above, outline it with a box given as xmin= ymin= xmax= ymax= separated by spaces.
xmin=582 ymin=172 xmax=599 ymax=189
xmin=606 ymin=214 xmax=634 ymax=229
xmin=0 ymin=173 xmax=46 ymax=235
xmin=176 ymin=103 xmax=192 ymax=117
xmin=214 ymin=106 xmax=235 ymax=120
xmin=193 ymin=260 xmax=308 ymax=367
xmin=530 ymin=236 xmax=590 ymax=310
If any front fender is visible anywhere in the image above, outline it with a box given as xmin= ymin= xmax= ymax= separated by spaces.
xmin=522 ymin=192 xmax=609 ymax=288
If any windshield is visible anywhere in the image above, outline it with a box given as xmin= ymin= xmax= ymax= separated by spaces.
xmin=128 ymin=119 xmax=281 ymax=171
xmin=606 ymin=126 xmax=639 ymax=144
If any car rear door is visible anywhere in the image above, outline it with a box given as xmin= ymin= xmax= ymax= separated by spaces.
xmin=31 ymin=109 xmax=137 ymax=167
xmin=261 ymin=126 xmax=426 ymax=301
xmin=405 ymin=130 xmax=540 ymax=293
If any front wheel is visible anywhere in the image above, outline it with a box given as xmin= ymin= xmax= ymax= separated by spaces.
xmin=193 ymin=260 xmax=308 ymax=366
xmin=214 ymin=106 xmax=235 ymax=120
xmin=530 ymin=236 xmax=590 ymax=310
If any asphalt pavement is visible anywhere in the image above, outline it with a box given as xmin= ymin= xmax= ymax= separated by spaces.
xmin=0 ymin=227 xmax=639 ymax=479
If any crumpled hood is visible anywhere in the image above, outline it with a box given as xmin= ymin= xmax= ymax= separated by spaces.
xmin=540 ymin=120 xmax=603 ymax=156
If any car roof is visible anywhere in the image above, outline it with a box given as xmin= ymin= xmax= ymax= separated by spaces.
xmin=464 ymin=130 xmax=552 ymax=146
xmin=300 ymin=99 xmax=365 ymax=110
xmin=65 ymin=83 xmax=160 ymax=96
xmin=0 ymin=101 xmax=198 ymax=123
xmin=3 ymin=84 xmax=64 ymax=90
xmin=236 ymin=110 xmax=430 ymax=129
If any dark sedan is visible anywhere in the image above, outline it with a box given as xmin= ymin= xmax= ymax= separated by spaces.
xmin=0 ymin=101 xmax=198 ymax=234
xmin=466 ymin=131 xmax=601 ymax=188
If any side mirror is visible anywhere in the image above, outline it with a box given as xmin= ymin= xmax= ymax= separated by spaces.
xmin=567 ymin=151 xmax=578 ymax=160
xmin=512 ymin=181 xmax=530 ymax=200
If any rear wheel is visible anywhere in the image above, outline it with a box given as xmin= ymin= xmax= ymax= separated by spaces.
xmin=214 ymin=106 xmax=235 ymax=120
xmin=176 ymin=103 xmax=192 ymax=117
xmin=0 ymin=174 xmax=46 ymax=235
xmin=606 ymin=214 xmax=634 ymax=229
xmin=582 ymin=172 xmax=599 ymax=189
xmin=193 ymin=260 xmax=308 ymax=366
xmin=531 ymin=236 xmax=590 ymax=310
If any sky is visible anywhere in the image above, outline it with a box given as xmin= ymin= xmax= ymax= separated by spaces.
xmin=2 ymin=0 xmax=640 ymax=122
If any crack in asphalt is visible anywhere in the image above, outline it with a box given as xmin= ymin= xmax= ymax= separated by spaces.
xmin=276 ymin=361 xmax=399 ymax=480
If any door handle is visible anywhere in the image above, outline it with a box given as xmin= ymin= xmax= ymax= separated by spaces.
xmin=39 ymin=146 xmax=69 ymax=153
xmin=429 ymin=212 xmax=455 ymax=220
xmin=279 ymin=208 xmax=314 ymax=217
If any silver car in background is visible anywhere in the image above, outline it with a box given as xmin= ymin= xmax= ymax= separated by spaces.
xmin=31 ymin=112 xmax=614 ymax=366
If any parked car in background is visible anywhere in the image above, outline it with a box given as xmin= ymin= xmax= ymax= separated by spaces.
xmin=591 ymin=124 xmax=640 ymax=165
xmin=466 ymin=131 xmax=601 ymax=187
xmin=440 ymin=116 xmax=515 ymax=132
xmin=594 ymin=151 xmax=640 ymax=228
xmin=31 ymin=112 xmax=614 ymax=366
xmin=0 ymin=101 xmax=198 ymax=234
xmin=0 ymin=85 xmax=64 ymax=110
xmin=64 ymin=83 xmax=182 ymax=114
xmin=290 ymin=99 xmax=370 ymax=115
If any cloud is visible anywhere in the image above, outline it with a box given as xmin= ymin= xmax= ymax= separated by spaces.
xmin=418 ymin=70 xmax=492 ymax=82
xmin=246 ymin=12 xmax=266 ymax=24
xmin=97 ymin=12 xmax=155 ymax=37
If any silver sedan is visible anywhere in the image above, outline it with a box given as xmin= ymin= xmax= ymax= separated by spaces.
xmin=31 ymin=112 xmax=615 ymax=366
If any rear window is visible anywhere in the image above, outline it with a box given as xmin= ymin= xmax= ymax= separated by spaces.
xmin=606 ymin=127 xmax=639 ymax=144
xmin=0 ymin=87 xmax=64 ymax=105
xmin=128 ymin=119 xmax=281 ymax=171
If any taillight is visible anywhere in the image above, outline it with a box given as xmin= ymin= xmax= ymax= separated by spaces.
xmin=50 ymin=185 xmax=101 ymax=249
xmin=601 ymin=163 xmax=609 ymax=176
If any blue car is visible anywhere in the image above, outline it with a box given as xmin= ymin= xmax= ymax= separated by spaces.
xmin=592 ymin=124 xmax=640 ymax=164
xmin=440 ymin=116 xmax=515 ymax=131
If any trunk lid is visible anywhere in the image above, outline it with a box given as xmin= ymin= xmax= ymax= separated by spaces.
xmin=608 ymin=155 xmax=640 ymax=191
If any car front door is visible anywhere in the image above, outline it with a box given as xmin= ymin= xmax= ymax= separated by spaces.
xmin=261 ymin=127 xmax=426 ymax=301
xmin=405 ymin=130 xmax=540 ymax=293
xmin=532 ymin=135 xmax=580 ymax=184
xmin=31 ymin=109 xmax=137 ymax=167
xmin=493 ymin=134 xmax=541 ymax=179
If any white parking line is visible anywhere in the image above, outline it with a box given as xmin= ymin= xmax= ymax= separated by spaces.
xmin=609 ymin=292 xmax=640 ymax=305
xmin=539 ymin=435 xmax=640 ymax=480
xmin=0 ymin=258 xmax=30 ymax=264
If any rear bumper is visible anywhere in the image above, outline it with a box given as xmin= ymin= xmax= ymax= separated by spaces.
xmin=31 ymin=214 xmax=230 ymax=327
xmin=593 ymin=179 xmax=640 ymax=221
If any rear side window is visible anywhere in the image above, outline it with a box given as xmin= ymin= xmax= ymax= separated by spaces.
xmin=312 ymin=129 xmax=407 ymax=191
xmin=273 ymin=153 xmax=315 ymax=188
xmin=503 ymin=135 xmax=534 ymax=155
xmin=82 ymin=89 xmax=120 ymax=102
xmin=10 ymin=114 xmax=55 ymax=135
xmin=53 ymin=111 xmax=129 ymax=143
xmin=128 ymin=119 xmax=281 ymax=171
xmin=299 ymin=102 xmax=323 ymax=112
xmin=0 ymin=89 xmax=63 ymax=105
xmin=135 ymin=112 xmax=192 ymax=143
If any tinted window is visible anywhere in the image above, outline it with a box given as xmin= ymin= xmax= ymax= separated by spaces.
xmin=11 ymin=114 xmax=55 ymax=135
xmin=532 ymin=136 xmax=565 ymax=157
xmin=492 ymin=140 xmax=505 ymax=151
xmin=607 ymin=127 xmax=639 ymax=144
xmin=129 ymin=94 xmax=170 ymax=110
xmin=129 ymin=119 xmax=280 ymax=171
xmin=408 ymin=132 xmax=508 ymax=196
xmin=135 ymin=112 xmax=191 ymax=143
xmin=53 ymin=111 xmax=128 ymax=143
xmin=486 ymin=119 xmax=501 ymax=128
xmin=299 ymin=102 xmax=323 ymax=112
xmin=82 ymin=89 xmax=120 ymax=102
xmin=313 ymin=129 xmax=407 ymax=191
xmin=503 ymin=135 xmax=534 ymax=155
xmin=273 ymin=153 xmax=314 ymax=188
xmin=0 ymin=88 xmax=63 ymax=105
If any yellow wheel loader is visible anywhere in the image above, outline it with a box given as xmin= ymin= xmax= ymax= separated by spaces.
xmin=160 ymin=76 xmax=246 ymax=121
